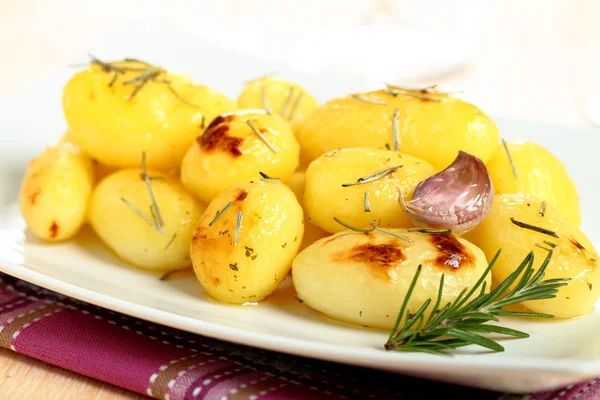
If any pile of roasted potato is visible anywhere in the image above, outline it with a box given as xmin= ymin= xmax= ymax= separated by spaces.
xmin=19 ymin=57 xmax=598 ymax=329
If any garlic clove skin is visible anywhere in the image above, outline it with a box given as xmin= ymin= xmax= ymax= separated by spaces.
xmin=398 ymin=151 xmax=494 ymax=235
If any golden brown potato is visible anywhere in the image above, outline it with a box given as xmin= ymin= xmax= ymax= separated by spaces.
xmin=292 ymin=230 xmax=490 ymax=329
xmin=286 ymin=171 xmax=330 ymax=251
xmin=297 ymin=89 xmax=499 ymax=169
xmin=89 ymin=169 xmax=205 ymax=271
xmin=465 ymin=194 xmax=599 ymax=318
xmin=304 ymin=148 xmax=437 ymax=233
xmin=63 ymin=59 xmax=236 ymax=171
xmin=191 ymin=179 xmax=304 ymax=304
xmin=181 ymin=110 xmax=300 ymax=204
xmin=19 ymin=143 xmax=94 ymax=241
xmin=237 ymin=76 xmax=318 ymax=133
xmin=486 ymin=141 xmax=581 ymax=226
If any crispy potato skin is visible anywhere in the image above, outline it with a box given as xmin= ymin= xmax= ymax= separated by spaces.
xmin=286 ymin=171 xmax=329 ymax=251
xmin=304 ymin=148 xmax=436 ymax=233
xmin=292 ymin=230 xmax=490 ymax=329
xmin=89 ymin=169 xmax=205 ymax=271
xmin=19 ymin=143 xmax=94 ymax=242
xmin=191 ymin=180 xmax=304 ymax=304
xmin=63 ymin=61 xmax=236 ymax=171
xmin=297 ymin=90 xmax=499 ymax=169
xmin=465 ymin=194 xmax=599 ymax=318
xmin=486 ymin=141 xmax=581 ymax=226
xmin=237 ymin=77 xmax=318 ymax=134
xmin=181 ymin=110 xmax=299 ymax=204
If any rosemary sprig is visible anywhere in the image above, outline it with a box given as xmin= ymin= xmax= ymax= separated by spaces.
xmin=351 ymin=94 xmax=387 ymax=105
xmin=539 ymin=201 xmax=547 ymax=217
xmin=385 ymin=248 xmax=570 ymax=355
xmin=333 ymin=217 xmax=413 ymax=244
xmin=364 ymin=192 xmax=371 ymax=212
xmin=246 ymin=119 xmax=278 ymax=153
xmin=391 ymin=108 xmax=400 ymax=151
xmin=502 ymin=139 xmax=518 ymax=179
xmin=341 ymin=165 xmax=403 ymax=187
xmin=510 ymin=218 xmax=559 ymax=238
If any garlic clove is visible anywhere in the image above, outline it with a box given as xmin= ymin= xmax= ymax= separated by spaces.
xmin=398 ymin=151 xmax=494 ymax=235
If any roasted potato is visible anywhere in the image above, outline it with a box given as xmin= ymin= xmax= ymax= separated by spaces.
xmin=19 ymin=142 xmax=94 ymax=241
xmin=304 ymin=148 xmax=437 ymax=233
xmin=296 ymin=89 xmax=499 ymax=169
xmin=464 ymin=194 xmax=599 ymax=318
xmin=181 ymin=110 xmax=300 ymax=204
xmin=191 ymin=179 xmax=304 ymax=303
xmin=486 ymin=141 xmax=581 ymax=226
xmin=237 ymin=76 xmax=318 ymax=133
xmin=89 ymin=169 xmax=205 ymax=271
xmin=292 ymin=230 xmax=490 ymax=329
xmin=286 ymin=171 xmax=329 ymax=251
xmin=63 ymin=59 xmax=236 ymax=171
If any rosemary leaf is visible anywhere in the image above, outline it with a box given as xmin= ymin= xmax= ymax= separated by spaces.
xmin=372 ymin=226 xmax=413 ymax=244
xmin=261 ymin=80 xmax=272 ymax=114
xmin=502 ymin=139 xmax=518 ymax=179
xmin=288 ymin=91 xmax=304 ymax=120
xmin=234 ymin=211 xmax=243 ymax=245
xmin=120 ymin=197 xmax=160 ymax=232
xmin=539 ymin=201 xmax=547 ymax=217
xmin=351 ymin=94 xmax=387 ymax=105
xmin=159 ymin=267 xmax=192 ymax=281
xmin=209 ymin=202 xmax=232 ymax=226
xmin=510 ymin=217 xmax=559 ymax=238
xmin=141 ymin=152 xmax=164 ymax=233
xmin=407 ymin=228 xmax=452 ymax=234
xmin=363 ymin=192 xmax=371 ymax=212
xmin=164 ymin=233 xmax=177 ymax=250
xmin=279 ymin=85 xmax=295 ymax=117
xmin=246 ymin=119 xmax=278 ymax=153
xmin=392 ymin=108 xmax=400 ymax=151
xmin=341 ymin=165 xmax=402 ymax=187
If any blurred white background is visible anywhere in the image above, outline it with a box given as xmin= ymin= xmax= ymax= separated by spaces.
xmin=1 ymin=0 xmax=599 ymax=126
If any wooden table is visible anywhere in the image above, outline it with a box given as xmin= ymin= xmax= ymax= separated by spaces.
xmin=0 ymin=0 xmax=598 ymax=398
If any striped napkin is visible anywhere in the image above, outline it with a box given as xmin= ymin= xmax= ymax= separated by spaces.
xmin=0 ymin=272 xmax=597 ymax=400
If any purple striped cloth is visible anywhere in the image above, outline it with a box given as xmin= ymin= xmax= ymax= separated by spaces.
xmin=0 ymin=273 xmax=597 ymax=400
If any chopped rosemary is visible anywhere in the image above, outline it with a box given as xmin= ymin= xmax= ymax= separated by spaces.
xmin=407 ymin=228 xmax=452 ymax=234
xmin=333 ymin=217 xmax=413 ymax=244
xmin=209 ymin=202 xmax=233 ymax=226
xmin=246 ymin=119 xmax=278 ymax=153
xmin=245 ymin=246 xmax=254 ymax=257
xmin=351 ymin=94 xmax=387 ymax=105
xmin=288 ymin=91 xmax=304 ymax=120
xmin=261 ymin=80 xmax=272 ymax=114
xmin=159 ymin=267 xmax=191 ymax=281
xmin=229 ymin=263 xmax=239 ymax=271
xmin=259 ymin=171 xmax=281 ymax=181
xmin=279 ymin=85 xmax=295 ymax=117
xmin=535 ymin=243 xmax=553 ymax=252
xmin=294 ymin=296 xmax=304 ymax=303
xmin=543 ymin=240 xmax=556 ymax=248
xmin=386 ymin=248 xmax=570 ymax=355
xmin=234 ymin=211 xmax=243 ymax=245
xmin=502 ymin=139 xmax=518 ymax=179
xmin=539 ymin=201 xmax=547 ymax=217
xmin=510 ymin=218 xmax=559 ymax=238
xmin=281 ymin=242 xmax=287 ymax=248
xmin=200 ymin=115 xmax=206 ymax=129
xmin=391 ymin=108 xmax=400 ymax=151
xmin=164 ymin=233 xmax=177 ymax=250
xmin=364 ymin=192 xmax=371 ymax=212
xmin=341 ymin=165 xmax=402 ymax=187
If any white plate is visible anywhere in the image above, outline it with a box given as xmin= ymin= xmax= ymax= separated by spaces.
xmin=1 ymin=22 xmax=600 ymax=394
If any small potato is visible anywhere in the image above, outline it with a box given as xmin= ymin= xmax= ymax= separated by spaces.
xmin=297 ymin=89 xmax=499 ymax=169
xmin=181 ymin=110 xmax=300 ymax=204
xmin=237 ymin=76 xmax=318 ymax=133
xmin=191 ymin=179 xmax=304 ymax=304
xmin=89 ymin=169 xmax=205 ymax=271
xmin=486 ymin=141 xmax=581 ymax=226
xmin=63 ymin=60 xmax=236 ymax=171
xmin=304 ymin=148 xmax=436 ymax=233
xmin=464 ymin=194 xmax=599 ymax=318
xmin=19 ymin=143 xmax=94 ymax=241
xmin=292 ymin=230 xmax=490 ymax=329
xmin=286 ymin=171 xmax=329 ymax=251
